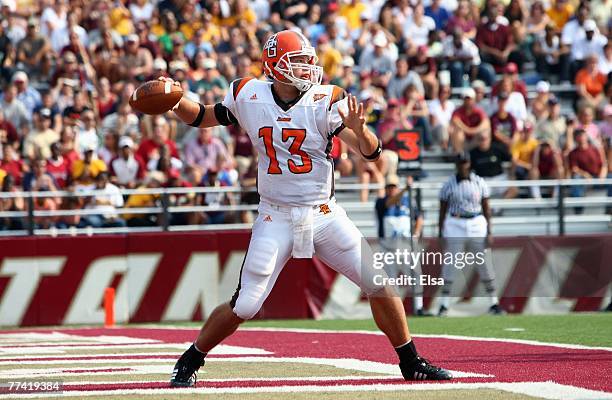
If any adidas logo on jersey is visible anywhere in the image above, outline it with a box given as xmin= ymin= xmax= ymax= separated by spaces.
xmin=277 ymin=116 xmax=292 ymax=122
xmin=313 ymin=93 xmax=327 ymax=102
xmin=250 ymin=93 xmax=258 ymax=100
xmin=263 ymin=215 xmax=273 ymax=222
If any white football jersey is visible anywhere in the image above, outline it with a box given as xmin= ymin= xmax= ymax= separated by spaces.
xmin=222 ymin=78 xmax=348 ymax=206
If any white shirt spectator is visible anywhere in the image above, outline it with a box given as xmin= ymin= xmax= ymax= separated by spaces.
xmin=441 ymin=36 xmax=481 ymax=66
xmin=403 ymin=15 xmax=436 ymax=46
xmin=491 ymin=91 xmax=527 ymax=127
xmin=51 ymin=25 xmax=88 ymax=53
xmin=78 ymin=128 xmax=99 ymax=155
xmin=537 ymin=34 xmax=561 ymax=64
xmin=40 ymin=6 xmax=67 ymax=38
xmin=84 ymin=182 xmax=124 ymax=218
xmin=111 ymin=156 xmax=143 ymax=186
xmin=571 ymin=34 xmax=607 ymax=61
xmin=129 ymin=2 xmax=155 ymax=22
xmin=561 ymin=19 xmax=592 ymax=46
xmin=428 ymin=98 xmax=456 ymax=128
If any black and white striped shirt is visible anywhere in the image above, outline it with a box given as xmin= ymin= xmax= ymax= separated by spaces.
xmin=439 ymin=172 xmax=490 ymax=215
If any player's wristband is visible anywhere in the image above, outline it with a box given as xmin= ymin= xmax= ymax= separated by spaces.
xmin=189 ymin=103 xmax=206 ymax=127
xmin=361 ymin=141 xmax=382 ymax=160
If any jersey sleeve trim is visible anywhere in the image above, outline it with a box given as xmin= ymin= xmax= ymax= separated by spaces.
xmin=232 ymin=77 xmax=254 ymax=101
xmin=329 ymin=123 xmax=345 ymax=138
xmin=328 ymin=86 xmax=347 ymax=111
xmin=214 ymin=103 xmax=238 ymax=126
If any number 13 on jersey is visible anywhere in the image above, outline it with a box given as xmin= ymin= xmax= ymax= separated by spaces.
xmin=258 ymin=127 xmax=313 ymax=174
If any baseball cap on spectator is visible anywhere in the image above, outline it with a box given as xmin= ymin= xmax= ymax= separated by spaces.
xmin=62 ymin=78 xmax=79 ymax=87
xmin=472 ymin=80 xmax=486 ymax=91
xmin=126 ymin=34 xmax=139 ymax=43
xmin=153 ymin=58 xmax=167 ymax=71
xmin=373 ymin=33 xmax=388 ymax=48
xmin=583 ymin=19 xmax=596 ymax=32
xmin=39 ymin=108 xmax=52 ymax=118
xmin=604 ymin=104 xmax=612 ymax=117
xmin=536 ymin=81 xmax=550 ymax=93
xmin=169 ymin=60 xmax=189 ymax=73
xmin=504 ymin=62 xmax=518 ymax=74
xmin=463 ymin=87 xmax=476 ymax=99
xmin=202 ymin=58 xmax=216 ymax=69
xmin=385 ymin=174 xmax=400 ymax=187
xmin=360 ymin=9 xmax=371 ymax=21
xmin=342 ymin=56 xmax=355 ymax=68
xmin=11 ymin=71 xmax=27 ymax=83
xmin=119 ymin=136 xmax=134 ymax=148
xmin=547 ymin=95 xmax=559 ymax=105
xmin=327 ymin=2 xmax=339 ymax=12
xmin=27 ymin=16 xmax=38 ymax=26
xmin=83 ymin=143 xmax=96 ymax=152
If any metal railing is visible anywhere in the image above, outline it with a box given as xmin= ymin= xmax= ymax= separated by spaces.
xmin=0 ymin=178 xmax=610 ymax=237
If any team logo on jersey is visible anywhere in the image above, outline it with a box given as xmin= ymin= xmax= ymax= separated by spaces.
xmin=277 ymin=116 xmax=292 ymax=122
xmin=319 ymin=204 xmax=331 ymax=215
xmin=250 ymin=93 xmax=258 ymax=100
xmin=313 ymin=93 xmax=327 ymax=102
xmin=264 ymin=35 xmax=277 ymax=58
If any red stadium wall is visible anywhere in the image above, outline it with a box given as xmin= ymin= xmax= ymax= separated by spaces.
xmin=0 ymin=232 xmax=610 ymax=327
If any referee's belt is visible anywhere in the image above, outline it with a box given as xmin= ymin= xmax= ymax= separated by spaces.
xmin=450 ymin=212 xmax=482 ymax=219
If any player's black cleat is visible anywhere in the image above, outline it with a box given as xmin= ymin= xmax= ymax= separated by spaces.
xmin=400 ymin=356 xmax=453 ymax=380
xmin=170 ymin=344 xmax=205 ymax=387
xmin=416 ymin=308 xmax=434 ymax=317
xmin=488 ymin=304 xmax=506 ymax=315
xmin=437 ymin=305 xmax=448 ymax=317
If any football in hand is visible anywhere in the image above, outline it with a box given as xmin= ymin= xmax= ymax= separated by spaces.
xmin=129 ymin=80 xmax=183 ymax=115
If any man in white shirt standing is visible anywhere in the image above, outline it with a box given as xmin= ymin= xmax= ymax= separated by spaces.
xmin=79 ymin=171 xmax=126 ymax=228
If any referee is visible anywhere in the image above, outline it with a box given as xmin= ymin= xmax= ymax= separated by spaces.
xmin=437 ymin=151 xmax=504 ymax=316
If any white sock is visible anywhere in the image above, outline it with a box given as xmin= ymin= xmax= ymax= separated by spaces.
xmin=489 ymin=296 xmax=499 ymax=306
xmin=414 ymin=296 xmax=423 ymax=310
xmin=441 ymin=296 xmax=450 ymax=308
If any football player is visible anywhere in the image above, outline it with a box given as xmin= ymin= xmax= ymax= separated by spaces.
xmin=164 ymin=30 xmax=452 ymax=386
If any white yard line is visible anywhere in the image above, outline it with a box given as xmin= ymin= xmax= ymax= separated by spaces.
xmin=0 ymin=381 xmax=610 ymax=400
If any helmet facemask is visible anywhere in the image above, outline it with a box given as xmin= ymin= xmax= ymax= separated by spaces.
xmin=273 ymin=47 xmax=323 ymax=92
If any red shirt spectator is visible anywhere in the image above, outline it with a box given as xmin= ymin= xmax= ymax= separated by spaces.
xmin=0 ymin=118 xmax=19 ymax=146
xmin=568 ymin=132 xmax=604 ymax=177
xmin=452 ymin=105 xmax=487 ymax=131
xmin=137 ymin=117 xmax=179 ymax=163
xmin=491 ymin=64 xmax=528 ymax=101
xmin=46 ymin=143 xmax=71 ymax=189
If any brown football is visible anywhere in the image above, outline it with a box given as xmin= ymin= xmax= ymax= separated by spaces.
xmin=129 ymin=80 xmax=183 ymax=115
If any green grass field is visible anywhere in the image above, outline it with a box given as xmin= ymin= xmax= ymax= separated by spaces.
xmin=235 ymin=313 xmax=612 ymax=347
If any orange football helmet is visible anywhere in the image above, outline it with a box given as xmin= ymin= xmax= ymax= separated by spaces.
xmin=262 ymin=30 xmax=323 ymax=92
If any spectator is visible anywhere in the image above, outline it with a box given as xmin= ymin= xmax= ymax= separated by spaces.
xmin=317 ymin=35 xmax=343 ymax=83
xmin=504 ymin=0 xmax=527 ymax=48
xmin=490 ymin=91 xmax=518 ymax=149
xmin=449 ymin=88 xmax=490 ymax=152
xmin=23 ymin=108 xmax=59 ymax=160
xmin=184 ymin=127 xmax=232 ymax=175
xmin=46 ymin=142 xmax=70 ymax=189
xmin=137 ymin=116 xmax=179 ymax=164
xmin=120 ymin=34 xmax=153 ymax=82
xmin=22 ymin=157 xmax=58 ymax=192
xmin=71 ymin=144 xmax=107 ymax=187
xmin=491 ymin=71 xmax=528 ymax=128
xmin=576 ymin=106 xmax=602 ymax=146
xmin=52 ymin=51 xmax=88 ymax=88
xmin=16 ymin=17 xmax=50 ymax=74
xmin=531 ymin=141 xmax=564 ymax=198
xmin=0 ymin=145 xmax=24 ymax=185
xmin=50 ymin=11 xmax=87 ymax=54
xmin=387 ymin=56 xmax=424 ymax=100
xmin=525 ymin=1 xmax=550 ymax=41
xmin=39 ymin=0 xmax=67 ymax=38
xmin=476 ymin=1 xmax=523 ymax=73
xmin=428 ymin=84 xmax=455 ymax=150
xmin=378 ymin=99 xmax=412 ymax=177
xmin=79 ymin=171 xmax=126 ymax=228
xmin=570 ymin=19 xmax=607 ymax=73
xmin=567 ymin=129 xmax=607 ymax=211
xmin=148 ymin=143 xmax=183 ymax=178
xmin=12 ymin=70 xmax=41 ymax=115
xmin=124 ymin=171 xmax=164 ymax=227
xmin=109 ymin=136 xmax=146 ymax=188
xmin=535 ymin=96 xmax=567 ymax=150
xmin=575 ymin=54 xmax=608 ymax=111
xmin=59 ymin=125 xmax=80 ymax=166
xmin=34 ymin=89 xmax=62 ymax=134
xmin=561 ymin=4 xmax=592 ymax=60
xmin=358 ymin=32 xmax=394 ymax=87
xmin=599 ymin=104 xmax=612 ymax=142
xmin=403 ymin=2 xmax=436 ymax=54
xmin=55 ymin=194 xmax=83 ymax=229
xmin=101 ymin=101 xmax=139 ymax=137
xmin=491 ymin=63 xmax=527 ymax=101
xmin=33 ymin=187 xmax=59 ymax=229
xmin=534 ymin=23 xmax=568 ymax=81
xmin=530 ymin=81 xmax=551 ymax=123
xmin=62 ymin=90 xmax=91 ymax=123
xmin=470 ymin=130 xmax=512 ymax=198
xmin=190 ymin=58 xmax=228 ymax=100
xmin=95 ymin=77 xmax=118 ymax=120
xmin=546 ymin=0 xmax=574 ymax=31
xmin=407 ymin=45 xmax=438 ymax=100
xmin=401 ymin=83 xmax=433 ymax=148
xmin=426 ymin=0 xmax=451 ymax=31
xmin=129 ymin=0 xmax=155 ymax=24
xmin=509 ymin=123 xmax=539 ymax=195
xmin=0 ymin=109 xmax=19 ymax=148
xmin=91 ymin=29 xmax=122 ymax=84
xmin=99 ymin=130 xmax=120 ymax=166
xmin=442 ymin=27 xmax=495 ymax=87
xmin=330 ymin=56 xmax=360 ymax=94
xmin=599 ymin=42 xmax=612 ymax=76
xmin=445 ymin=0 xmax=477 ymax=40
xmin=77 ymin=109 xmax=100 ymax=155
xmin=0 ymin=175 xmax=24 ymax=231
xmin=0 ymin=83 xmax=29 ymax=133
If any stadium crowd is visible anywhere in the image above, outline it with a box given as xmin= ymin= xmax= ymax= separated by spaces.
xmin=0 ymin=0 xmax=610 ymax=230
